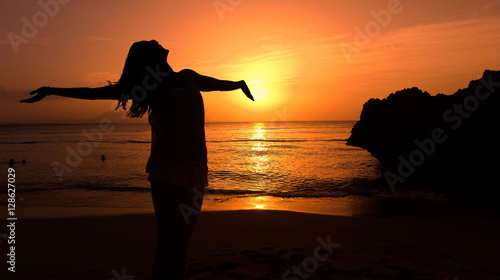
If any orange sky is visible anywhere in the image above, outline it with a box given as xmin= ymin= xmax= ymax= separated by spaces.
xmin=1 ymin=0 xmax=500 ymax=123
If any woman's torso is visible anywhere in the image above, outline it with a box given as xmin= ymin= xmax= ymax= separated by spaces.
xmin=146 ymin=70 xmax=208 ymax=188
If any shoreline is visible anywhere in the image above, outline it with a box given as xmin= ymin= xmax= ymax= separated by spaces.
xmin=8 ymin=192 xmax=457 ymax=220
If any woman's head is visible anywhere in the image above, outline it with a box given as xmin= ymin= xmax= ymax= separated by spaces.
xmin=117 ymin=40 xmax=172 ymax=117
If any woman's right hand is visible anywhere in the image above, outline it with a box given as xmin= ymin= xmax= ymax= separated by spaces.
xmin=20 ymin=86 xmax=51 ymax=103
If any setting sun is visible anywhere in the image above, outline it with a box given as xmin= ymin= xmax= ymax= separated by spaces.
xmin=246 ymin=81 xmax=268 ymax=102
xmin=2 ymin=1 xmax=500 ymax=123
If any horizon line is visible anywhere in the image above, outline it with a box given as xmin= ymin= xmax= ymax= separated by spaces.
xmin=0 ymin=120 xmax=359 ymax=126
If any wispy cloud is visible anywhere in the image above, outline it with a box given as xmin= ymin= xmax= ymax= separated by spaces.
xmin=200 ymin=30 xmax=350 ymax=87
xmin=332 ymin=16 xmax=500 ymax=95
xmin=481 ymin=2 xmax=497 ymax=11
xmin=82 ymin=36 xmax=132 ymax=44
xmin=0 ymin=36 xmax=52 ymax=49
xmin=82 ymin=72 xmax=120 ymax=86
xmin=341 ymin=17 xmax=500 ymax=72
xmin=255 ymin=34 xmax=286 ymax=43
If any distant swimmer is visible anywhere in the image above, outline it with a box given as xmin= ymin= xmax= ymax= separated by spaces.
xmin=101 ymin=155 xmax=106 ymax=161
xmin=22 ymin=159 xmax=26 ymax=164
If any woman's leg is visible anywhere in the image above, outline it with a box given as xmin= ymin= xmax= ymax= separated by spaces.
xmin=150 ymin=181 xmax=204 ymax=280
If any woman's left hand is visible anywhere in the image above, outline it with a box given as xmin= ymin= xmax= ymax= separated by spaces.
xmin=239 ymin=81 xmax=254 ymax=101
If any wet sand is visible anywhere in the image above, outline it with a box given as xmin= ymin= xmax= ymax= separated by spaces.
xmin=3 ymin=208 xmax=500 ymax=280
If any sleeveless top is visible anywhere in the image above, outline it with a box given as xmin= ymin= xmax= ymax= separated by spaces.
xmin=146 ymin=71 xmax=208 ymax=188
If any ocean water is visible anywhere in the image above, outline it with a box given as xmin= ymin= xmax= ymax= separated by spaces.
xmin=0 ymin=121 xmax=383 ymax=212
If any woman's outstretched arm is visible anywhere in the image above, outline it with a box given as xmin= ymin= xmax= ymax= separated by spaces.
xmin=180 ymin=69 xmax=254 ymax=101
xmin=20 ymin=85 xmax=123 ymax=103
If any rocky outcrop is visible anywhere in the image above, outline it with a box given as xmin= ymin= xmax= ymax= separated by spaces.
xmin=347 ymin=70 xmax=500 ymax=195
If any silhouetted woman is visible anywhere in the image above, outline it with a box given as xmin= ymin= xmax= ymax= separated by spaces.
xmin=21 ymin=40 xmax=253 ymax=279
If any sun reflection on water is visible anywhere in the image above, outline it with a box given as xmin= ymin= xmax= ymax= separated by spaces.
xmin=251 ymin=123 xmax=266 ymax=141
xmin=250 ymin=123 xmax=271 ymax=189
xmin=251 ymin=196 xmax=272 ymax=210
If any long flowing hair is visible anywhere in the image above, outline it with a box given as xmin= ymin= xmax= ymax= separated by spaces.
xmin=116 ymin=40 xmax=170 ymax=118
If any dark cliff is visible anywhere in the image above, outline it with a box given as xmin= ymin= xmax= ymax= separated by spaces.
xmin=347 ymin=70 xmax=500 ymax=197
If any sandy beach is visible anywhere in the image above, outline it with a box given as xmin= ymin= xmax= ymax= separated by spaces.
xmin=2 ymin=208 xmax=500 ymax=280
